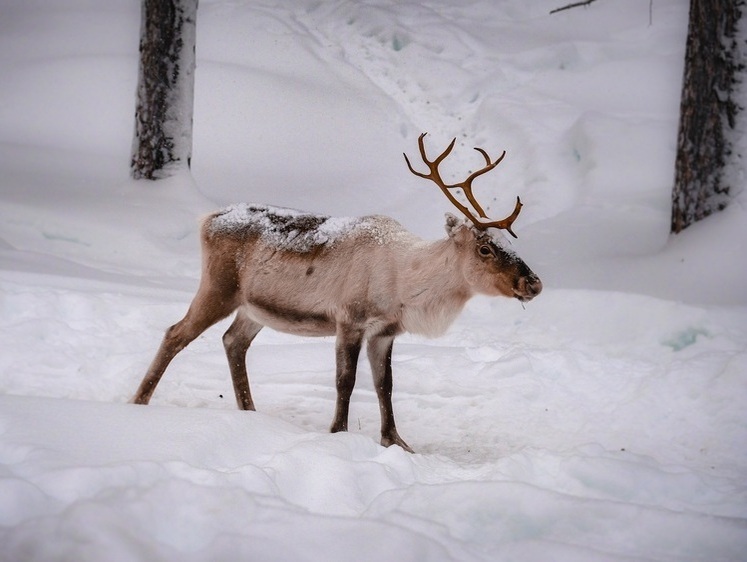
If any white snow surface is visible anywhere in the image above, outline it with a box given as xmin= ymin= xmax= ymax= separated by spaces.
xmin=1 ymin=1 xmax=746 ymax=560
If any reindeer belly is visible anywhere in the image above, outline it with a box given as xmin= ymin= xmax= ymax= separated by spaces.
xmin=242 ymin=298 xmax=336 ymax=337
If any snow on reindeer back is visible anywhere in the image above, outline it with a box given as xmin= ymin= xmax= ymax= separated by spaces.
xmin=207 ymin=203 xmax=401 ymax=252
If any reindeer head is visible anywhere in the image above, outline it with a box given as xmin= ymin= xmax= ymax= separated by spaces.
xmin=404 ymin=133 xmax=542 ymax=302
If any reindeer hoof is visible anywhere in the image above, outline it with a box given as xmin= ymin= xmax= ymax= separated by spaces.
xmin=381 ymin=434 xmax=414 ymax=454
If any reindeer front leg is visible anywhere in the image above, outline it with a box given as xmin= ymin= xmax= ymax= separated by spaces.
xmin=330 ymin=326 xmax=364 ymax=433
xmin=367 ymin=332 xmax=413 ymax=453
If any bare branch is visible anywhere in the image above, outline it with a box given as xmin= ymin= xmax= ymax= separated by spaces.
xmin=550 ymin=0 xmax=599 ymax=15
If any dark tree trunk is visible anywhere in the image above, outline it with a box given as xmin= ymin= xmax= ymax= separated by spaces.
xmin=131 ymin=0 xmax=198 ymax=181
xmin=671 ymin=0 xmax=744 ymax=233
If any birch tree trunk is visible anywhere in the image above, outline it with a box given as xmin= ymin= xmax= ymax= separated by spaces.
xmin=131 ymin=0 xmax=198 ymax=181
xmin=671 ymin=0 xmax=744 ymax=233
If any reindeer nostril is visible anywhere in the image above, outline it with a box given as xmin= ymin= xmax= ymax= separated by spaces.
xmin=529 ymin=277 xmax=542 ymax=296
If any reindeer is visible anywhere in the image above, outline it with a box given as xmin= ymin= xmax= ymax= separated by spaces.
xmin=131 ymin=133 xmax=542 ymax=452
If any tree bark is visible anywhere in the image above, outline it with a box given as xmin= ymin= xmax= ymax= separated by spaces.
xmin=671 ymin=0 xmax=744 ymax=233
xmin=131 ymin=0 xmax=198 ymax=181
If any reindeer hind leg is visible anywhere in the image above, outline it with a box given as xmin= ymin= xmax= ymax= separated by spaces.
xmin=131 ymin=285 xmax=238 ymax=405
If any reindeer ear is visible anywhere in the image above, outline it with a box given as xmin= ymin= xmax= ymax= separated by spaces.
xmin=446 ymin=213 xmax=465 ymax=238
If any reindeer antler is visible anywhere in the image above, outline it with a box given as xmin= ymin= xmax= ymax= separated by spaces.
xmin=403 ymin=132 xmax=523 ymax=238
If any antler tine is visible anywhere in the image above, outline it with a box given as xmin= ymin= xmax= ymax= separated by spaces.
xmin=404 ymin=133 xmax=523 ymax=238
xmin=457 ymin=147 xmax=507 ymax=218
xmin=405 ymin=133 xmax=455 ymax=180
xmin=404 ymin=134 xmax=479 ymax=224
xmin=422 ymin=133 xmax=456 ymax=168
xmin=473 ymin=196 xmax=523 ymax=238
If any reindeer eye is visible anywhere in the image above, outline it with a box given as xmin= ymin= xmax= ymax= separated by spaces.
xmin=478 ymin=245 xmax=493 ymax=257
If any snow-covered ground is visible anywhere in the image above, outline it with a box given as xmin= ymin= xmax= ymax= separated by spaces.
xmin=1 ymin=0 xmax=746 ymax=560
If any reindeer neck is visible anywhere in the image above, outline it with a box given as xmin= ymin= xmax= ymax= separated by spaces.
xmin=398 ymin=237 xmax=472 ymax=337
